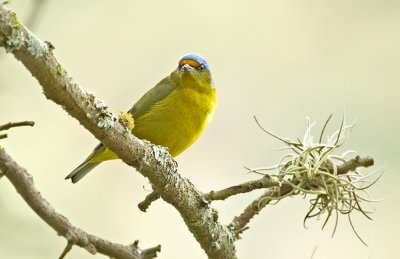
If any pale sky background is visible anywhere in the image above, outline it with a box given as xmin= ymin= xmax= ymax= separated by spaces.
xmin=1 ymin=1 xmax=400 ymax=258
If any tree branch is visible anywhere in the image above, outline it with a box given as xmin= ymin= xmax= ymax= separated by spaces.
xmin=138 ymin=191 xmax=160 ymax=212
xmin=0 ymin=5 xmax=236 ymax=258
xmin=229 ymin=155 xmax=375 ymax=235
xmin=0 ymin=147 xmax=158 ymax=259
xmin=59 ymin=241 xmax=73 ymax=259
xmin=204 ymin=175 xmax=280 ymax=201
xmin=135 ymin=241 xmax=161 ymax=259
xmin=229 ymin=183 xmax=293 ymax=235
xmin=331 ymin=155 xmax=374 ymax=175
xmin=0 ymin=121 xmax=35 ymax=131
xmin=0 ymin=121 xmax=34 ymax=140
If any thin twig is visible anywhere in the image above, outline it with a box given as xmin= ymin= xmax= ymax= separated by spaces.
xmin=204 ymin=175 xmax=280 ymax=201
xmin=141 ymin=245 xmax=162 ymax=258
xmin=138 ymin=191 xmax=160 ymax=212
xmin=132 ymin=241 xmax=161 ymax=259
xmin=0 ymin=121 xmax=35 ymax=131
xmin=229 ymin=183 xmax=293 ymax=235
xmin=59 ymin=241 xmax=73 ymax=259
xmin=0 ymin=121 xmax=34 ymax=139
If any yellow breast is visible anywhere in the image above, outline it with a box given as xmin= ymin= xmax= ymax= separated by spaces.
xmin=132 ymin=86 xmax=216 ymax=157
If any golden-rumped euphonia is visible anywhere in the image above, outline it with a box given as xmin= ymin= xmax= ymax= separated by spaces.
xmin=66 ymin=54 xmax=217 ymax=183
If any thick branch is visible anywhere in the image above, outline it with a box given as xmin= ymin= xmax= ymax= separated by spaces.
xmin=0 ymin=5 xmax=235 ymax=258
xmin=0 ymin=147 xmax=157 ymax=259
xmin=204 ymin=175 xmax=280 ymax=201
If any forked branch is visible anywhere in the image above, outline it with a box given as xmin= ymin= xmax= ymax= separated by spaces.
xmin=0 ymin=147 xmax=158 ymax=259
xmin=0 ymin=5 xmax=236 ymax=258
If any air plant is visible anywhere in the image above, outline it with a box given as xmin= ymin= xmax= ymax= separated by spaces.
xmin=251 ymin=114 xmax=383 ymax=245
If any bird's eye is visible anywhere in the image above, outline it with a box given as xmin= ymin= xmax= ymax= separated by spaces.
xmin=198 ymin=64 xmax=205 ymax=71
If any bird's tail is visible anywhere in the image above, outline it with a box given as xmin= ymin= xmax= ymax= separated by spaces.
xmin=66 ymin=143 xmax=117 ymax=183
xmin=65 ymin=160 xmax=100 ymax=184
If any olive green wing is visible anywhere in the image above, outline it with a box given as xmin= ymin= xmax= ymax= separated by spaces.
xmin=128 ymin=76 xmax=177 ymax=119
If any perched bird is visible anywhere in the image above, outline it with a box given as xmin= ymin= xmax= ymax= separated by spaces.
xmin=66 ymin=54 xmax=217 ymax=183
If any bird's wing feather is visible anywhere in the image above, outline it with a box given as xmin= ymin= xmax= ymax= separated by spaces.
xmin=128 ymin=76 xmax=176 ymax=119
xmin=78 ymin=76 xmax=176 ymax=167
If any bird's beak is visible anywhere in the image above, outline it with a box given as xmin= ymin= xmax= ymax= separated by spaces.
xmin=180 ymin=64 xmax=195 ymax=72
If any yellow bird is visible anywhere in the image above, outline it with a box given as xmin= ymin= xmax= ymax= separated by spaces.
xmin=66 ymin=54 xmax=217 ymax=183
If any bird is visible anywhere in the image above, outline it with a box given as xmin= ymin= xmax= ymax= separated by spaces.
xmin=65 ymin=53 xmax=217 ymax=183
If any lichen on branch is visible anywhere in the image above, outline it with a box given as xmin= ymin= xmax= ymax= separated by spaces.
xmin=0 ymin=5 xmax=236 ymax=258
xmin=0 ymin=147 xmax=157 ymax=259
xmin=1 ymin=3 xmax=382 ymax=257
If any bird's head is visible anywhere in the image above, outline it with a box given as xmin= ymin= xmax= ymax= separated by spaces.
xmin=171 ymin=54 xmax=214 ymax=89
